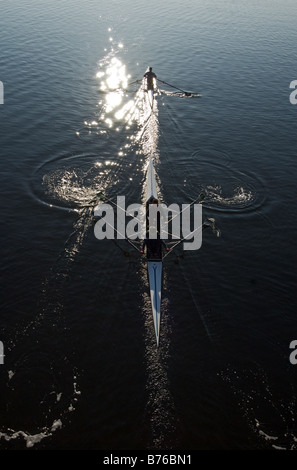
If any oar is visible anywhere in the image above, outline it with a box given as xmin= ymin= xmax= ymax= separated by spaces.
xmin=167 ymin=193 xmax=205 ymax=225
xmin=95 ymin=192 xmax=144 ymax=225
xmin=162 ymin=219 xmax=212 ymax=258
xmin=127 ymin=79 xmax=142 ymax=86
xmin=157 ymin=79 xmax=197 ymax=97
xmin=94 ymin=193 xmax=143 ymax=253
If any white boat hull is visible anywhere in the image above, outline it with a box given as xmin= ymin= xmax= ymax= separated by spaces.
xmin=146 ymin=157 xmax=162 ymax=346
xmin=147 ymin=89 xmax=154 ymax=109
xmin=146 ymin=156 xmax=158 ymax=202
xmin=147 ymin=260 xmax=162 ymax=347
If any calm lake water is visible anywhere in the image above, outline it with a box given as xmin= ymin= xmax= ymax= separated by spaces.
xmin=0 ymin=0 xmax=297 ymax=451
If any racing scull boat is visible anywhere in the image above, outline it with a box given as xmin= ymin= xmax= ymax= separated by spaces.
xmin=145 ymin=157 xmax=162 ymax=347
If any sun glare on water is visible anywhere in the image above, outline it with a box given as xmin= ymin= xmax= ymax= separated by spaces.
xmin=93 ymin=48 xmax=159 ymax=159
xmin=96 ymin=57 xmax=134 ymax=127
xmin=97 ymin=57 xmax=129 ymax=94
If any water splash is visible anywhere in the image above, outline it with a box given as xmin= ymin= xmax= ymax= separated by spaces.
xmin=205 ymin=185 xmax=254 ymax=209
xmin=0 ymin=372 xmax=81 ymax=448
xmin=220 ymin=366 xmax=297 ymax=450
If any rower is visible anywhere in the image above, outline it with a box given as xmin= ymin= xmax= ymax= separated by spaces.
xmin=143 ymin=67 xmax=157 ymax=91
xmin=145 ymin=195 xmax=159 ymax=232
xmin=142 ymin=196 xmax=169 ymax=259
xmin=141 ymin=231 xmax=168 ymax=260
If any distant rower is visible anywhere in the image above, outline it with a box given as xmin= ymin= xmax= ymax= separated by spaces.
xmin=143 ymin=67 xmax=157 ymax=91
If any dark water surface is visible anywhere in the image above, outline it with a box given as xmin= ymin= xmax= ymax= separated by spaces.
xmin=0 ymin=0 xmax=297 ymax=450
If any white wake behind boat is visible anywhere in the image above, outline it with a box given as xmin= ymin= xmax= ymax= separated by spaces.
xmin=145 ymin=157 xmax=162 ymax=346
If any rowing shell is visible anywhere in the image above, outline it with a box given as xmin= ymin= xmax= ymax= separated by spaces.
xmin=147 ymin=89 xmax=154 ymax=109
xmin=146 ymin=157 xmax=162 ymax=346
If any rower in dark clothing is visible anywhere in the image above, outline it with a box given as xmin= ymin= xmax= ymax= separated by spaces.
xmin=141 ymin=196 xmax=169 ymax=260
xmin=141 ymin=232 xmax=168 ymax=260
xmin=143 ymin=67 xmax=157 ymax=91
xmin=145 ymin=196 xmax=159 ymax=232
